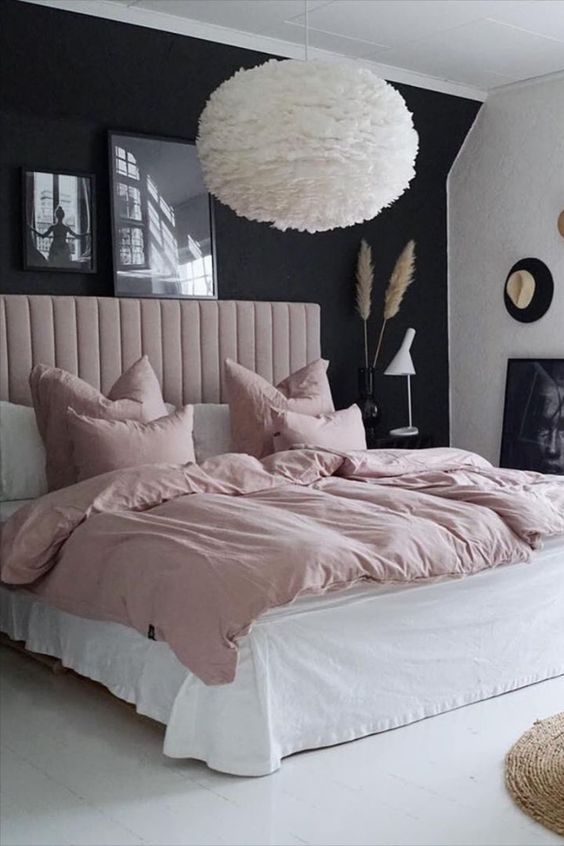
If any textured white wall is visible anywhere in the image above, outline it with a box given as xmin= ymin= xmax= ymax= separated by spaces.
xmin=448 ymin=74 xmax=564 ymax=464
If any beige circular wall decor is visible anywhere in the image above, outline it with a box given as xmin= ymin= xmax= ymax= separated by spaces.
xmin=505 ymin=711 xmax=564 ymax=836
xmin=506 ymin=269 xmax=536 ymax=310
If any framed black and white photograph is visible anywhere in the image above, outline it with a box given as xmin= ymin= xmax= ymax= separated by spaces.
xmin=109 ymin=131 xmax=216 ymax=299
xmin=500 ymin=358 xmax=564 ymax=475
xmin=22 ymin=169 xmax=96 ymax=273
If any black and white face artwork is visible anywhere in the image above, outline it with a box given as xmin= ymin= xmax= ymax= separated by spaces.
xmin=501 ymin=360 xmax=564 ymax=475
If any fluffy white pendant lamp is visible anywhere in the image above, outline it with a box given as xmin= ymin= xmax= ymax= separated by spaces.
xmin=196 ymin=7 xmax=418 ymax=233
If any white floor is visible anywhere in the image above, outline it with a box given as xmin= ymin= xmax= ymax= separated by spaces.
xmin=0 ymin=646 xmax=562 ymax=846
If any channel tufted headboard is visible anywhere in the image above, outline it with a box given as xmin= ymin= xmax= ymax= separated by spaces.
xmin=0 ymin=295 xmax=321 ymax=407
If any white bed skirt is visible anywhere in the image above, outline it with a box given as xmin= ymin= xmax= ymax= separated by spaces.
xmin=2 ymin=537 xmax=564 ymax=777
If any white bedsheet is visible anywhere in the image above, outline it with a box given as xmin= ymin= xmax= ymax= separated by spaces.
xmin=2 ymin=537 xmax=563 ymax=776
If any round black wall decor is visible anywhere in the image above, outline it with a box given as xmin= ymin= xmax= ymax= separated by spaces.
xmin=504 ymin=258 xmax=554 ymax=323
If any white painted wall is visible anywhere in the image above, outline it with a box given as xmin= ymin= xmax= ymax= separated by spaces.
xmin=448 ymin=73 xmax=564 ymax=464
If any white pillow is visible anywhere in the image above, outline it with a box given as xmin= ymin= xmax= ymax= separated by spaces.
xmin=0 ymin=401 xmax=48 ymax=501
xmin=150 ymin=403 xmax=232 ymax=462
xmin=0 ymin=499 xmax=34 ymax=523
xmin=192 ymin=404 xmax=232 ymax=461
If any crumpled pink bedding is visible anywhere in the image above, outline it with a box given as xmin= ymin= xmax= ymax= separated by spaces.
xmin=2 ymin=447 xmax=563 ymax=685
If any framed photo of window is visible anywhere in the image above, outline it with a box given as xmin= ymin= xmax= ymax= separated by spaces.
xmin=22 ymin=169 xmax=96 ymax=273
xmin=108 ymin=131 xmax=217 ymax=299
xmin=500 ymin=358 xmax=564 ymax=475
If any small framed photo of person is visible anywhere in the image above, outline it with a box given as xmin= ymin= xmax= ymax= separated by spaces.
xmin=500 ymin=358 xmax=564 ymax=475
xmin=22 ymin=169 xmax=96 ymax=273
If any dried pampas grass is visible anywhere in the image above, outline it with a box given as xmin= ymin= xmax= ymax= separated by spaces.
xmin=384 ymin=240 xmax=415 ymax=319
xmin=355 ymin=240 xmax=374 ymax=367
xmin=373 ymin=240 xmax=416 ymax=367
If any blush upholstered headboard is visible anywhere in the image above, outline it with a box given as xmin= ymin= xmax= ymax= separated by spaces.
xmin=0 ymin=296 xmax=321 ymax=407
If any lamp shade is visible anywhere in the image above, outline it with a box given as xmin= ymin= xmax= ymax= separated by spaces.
xmin=385 ymin=328 xmax=416 ymax=376
xmin=196 ymin=59 xmax=418 ymax=233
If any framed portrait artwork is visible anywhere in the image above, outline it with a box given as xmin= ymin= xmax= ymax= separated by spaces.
xmin=22 ymin=169 xmax=96 ymax=273
xmin=500 ymin=358 xmax=564 ymax=475
xmin=108 ymin=131 xmax=216 ymax=299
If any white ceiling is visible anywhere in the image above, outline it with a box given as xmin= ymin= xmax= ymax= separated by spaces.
xmin=23 ymin=0 xmax=564 ymax=99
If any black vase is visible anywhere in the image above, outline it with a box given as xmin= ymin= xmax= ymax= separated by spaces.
xmin=357 ymin=366 xmax=380 ymax=439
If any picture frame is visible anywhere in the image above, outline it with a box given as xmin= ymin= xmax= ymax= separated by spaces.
xmin=500 ymin=358 xmax=564 ymax=475
xmin=108 ymin=131 xmax=217 ymax=299
xmin=22 ymin=168 xmax=96 ymax=273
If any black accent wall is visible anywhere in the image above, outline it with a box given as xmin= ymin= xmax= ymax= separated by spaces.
xmin=0 ymin=0 xmax=481 ymax=443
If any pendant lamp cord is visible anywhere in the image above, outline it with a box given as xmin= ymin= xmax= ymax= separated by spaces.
xmin=304 ymin=0 xmax=309 ymax=61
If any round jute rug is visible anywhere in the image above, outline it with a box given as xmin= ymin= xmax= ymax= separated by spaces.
xmin=505 ymin=712 xmax=564 ymax=837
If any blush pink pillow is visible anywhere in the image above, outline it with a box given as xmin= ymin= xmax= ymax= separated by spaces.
xmin=108 ymin=355 xmax=168 ymax=420
xmin=276 ymin=360 xmax=334 ymax=412
xmin=225 ymin=358 xmax=335 ymax=458
xmin=67 ymin=406 xmax=195 ymax=482
xmin=30 ymin=358 xmax=167 ymax=491
xmin=272 ymin=405 xmax=367 ymax=452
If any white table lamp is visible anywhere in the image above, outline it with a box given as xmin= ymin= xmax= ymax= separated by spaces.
xmin=384 ymin=327 xmax=418 ymax=437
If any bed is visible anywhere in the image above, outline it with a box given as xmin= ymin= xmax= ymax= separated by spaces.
xmin=1 ymin=294 xmax=563 ymax=777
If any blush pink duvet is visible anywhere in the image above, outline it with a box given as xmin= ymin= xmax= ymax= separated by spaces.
xmin=2 ymin=448 xmax=563 ymax=685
